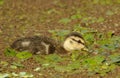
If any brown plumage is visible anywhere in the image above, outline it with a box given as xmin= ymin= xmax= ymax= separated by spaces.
xmin=11 ymin=32 xmax=87 ymax=55
xmin=11 ymin=36 xmax=56 ymax=54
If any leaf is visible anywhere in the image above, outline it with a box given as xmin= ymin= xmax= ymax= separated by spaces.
xmin=71 ymin=51 xmax=81 ymax=61
xmin=12 ymin=72 xmax=18 ymax=77
xmin=19 ymin=72 xmax=33 ymax=78
xmin=49 ymin=29 xmax=70 ymax=41
xmin=34 ymin=54 xmax=64 ymax=69
xmin=73 ymin=24 xmax=89 ymax=34
xmin=106 ymin=10 xmax=114 ymax=16
xmin=67 ymin=60 xmax=81 ymax=70
xmin=82 ymin=55 xmax=110 ymax=75
xmin=107 ymin=31 xmax=114 ymax=38
xmin=58 ymin=18 xmax=71 ymax=24
xmin=0 ymin=0 xmax=4 ymax=5
xmin=112 ymin=36 xmax=120 ymax=48
xmin=54 ymin=61 xmax=81 ymax=72
xmin=97 ymin=17 xmax=105 ymax=22
xmin=34 ymin=67 xmax=41 ymax=72
xmin=83 ymin=33 xmax=95 ymax=45
xmin=0 ymin=73 xmax=10 ymax=78
xmin=81 ymin=17 xmax=89 ymax=23
xmin=19 ymin=72 xmax=26 ymax=76
xmin=71 ymin=14 xmax=82 ymax=19
xmin=0 ymin=61 xmax=9 ymax=67
xmin=108 ymin=54 xmax=120 ymax=65
xmin=116 ymin=0 xmax=120 ymax=3
xmin=12 ymin=62 xmax=24 ymax=68
xmin=56 ymin=30 xmax=70 ymax=37
xmin=54 ymin=65 xmax=69 ymax=72
xmin=4 ymin=48 xmax=17 ymax=57
xmin=16 ymin=51 xmax=32 ymax=59
xmin=96 ymin=34 xmax=120 ymax=51
xmin=83 ymin=55 xmax=105 ymax=67
xmin=93 ymin=0 xmax=99 ymax=4
xmin=10 ymin=65 xmax=18 ymax=69
xmin=45 ymin=54 xmax=63 ymax=63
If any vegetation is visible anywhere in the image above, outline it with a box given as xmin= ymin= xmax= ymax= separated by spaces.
xmin=2 ymin=25 xmax=120 ymax=77
xmin=0 ymin=0 xmax=4 ymax=5
xmin=0 ymin=0 xmax=120 ymax=78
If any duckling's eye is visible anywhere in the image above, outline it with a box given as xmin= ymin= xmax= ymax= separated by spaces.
xmin=71 ymin=38 xmax=81 ymax=43
xmin=77 ymin=40 xmax=85 ymax=45
xmin=71 ymin=38 xmax=85 ymax=45
xmin=77 ymin=40 xmax=81 ymax=43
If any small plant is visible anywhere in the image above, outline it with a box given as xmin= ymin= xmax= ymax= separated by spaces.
xmin=47 ymin=25 xmax=120 ymax=76
xmin=58 ymin=18 xmax=71 ymax=24
xmin=106 ymin=10 xmax=114 ymax=16
xmin=4 ymin=48 xmax=32 ymax=60
xmin=34 ymin=54 xmax=65 ymax=68
xmin=16 ymin=51 xmax=32 ymax=60
xmin=49 ymin=29 xmax=70 ymax=41
xmin=93 ymin=0 xmax=113 ymax=5
xmin=0 ymin=0 xmax=4 ymax=5
xmin=82 ymin=55 xmax=116 ymax=76
xmin=4 ymin=48 xmax=17 ymax=57
xmin=4 ymin=26 xmax=120 ymax=77
xmin=71 ymin=14 xmax=82 ymax=20
xmin=0 ymin=72 xmax=33 ymax=78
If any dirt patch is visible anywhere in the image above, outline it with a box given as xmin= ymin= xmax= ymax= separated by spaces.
xmin=0 ymin=0 xmax=120 ymax=78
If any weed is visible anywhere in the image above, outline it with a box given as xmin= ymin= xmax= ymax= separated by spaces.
xmin=16 ymin=51 xmax=32 ymax=60
xmin=49 ymin=29 xmax=70 ymax=41
xmin=4 ymin=48 xmax=17 ymax=57
xmin=4 ymin=25 xmax=120 ymax=76
xmin=0 ymin=0 xmax=4 ymax=5
xmin=47 ymin=25 xmax=120 ymax=76
xmin=93 ymin=0 xmax=113 ymax=5
xmin=4 ymin=48 xmax=32 ymax=60
xmin=58 ymin=18 xmax=71 ymax=25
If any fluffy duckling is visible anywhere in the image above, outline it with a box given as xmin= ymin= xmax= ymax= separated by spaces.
xmin=11 ymin=32 xmax=87 ymax=55
xmin=63 ymin=32 xmax=88 ymax=52
xmin=11 ymin=36 xmax=56 ymax=54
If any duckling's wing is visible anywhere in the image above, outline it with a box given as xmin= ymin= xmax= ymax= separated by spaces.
xmin=11 ymin=36 xmax=57 ymax=54
xmin=11 ymin=37 xmax=32 ymax=51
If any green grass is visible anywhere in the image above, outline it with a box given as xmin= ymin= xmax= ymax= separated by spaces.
xmin=0 ymin=0 xmax=4 ymax=5
xmin=47 ymin=25 xmax=120 ymax=76
xmin=1 ymin=0 xmax=120 ymax=77
xmin=4 ymin=48 xmax=33 ymax=60
xmin=4 ymin=25 xmax=120 ymax=77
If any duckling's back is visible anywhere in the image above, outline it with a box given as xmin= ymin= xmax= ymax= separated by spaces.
xmin=11 ymin=36 xmax=56 ymax=54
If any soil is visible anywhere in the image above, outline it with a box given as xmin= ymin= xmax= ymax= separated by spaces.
xmin=0 ymin=0 xmax=120 ymax=78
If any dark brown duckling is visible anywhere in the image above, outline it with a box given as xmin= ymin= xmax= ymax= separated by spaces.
xmin=11 ymin=32 xmax=88 ymax=55
xmin=11 ymin=36 xmax=56 ymax=54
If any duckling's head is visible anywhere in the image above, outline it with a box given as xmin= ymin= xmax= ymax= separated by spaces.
xmin=63 ymin=32 xmax=87 ymax=52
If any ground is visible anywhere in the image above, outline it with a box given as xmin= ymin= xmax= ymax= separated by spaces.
xmin=0 ymin=0 xmax=120 ymax=78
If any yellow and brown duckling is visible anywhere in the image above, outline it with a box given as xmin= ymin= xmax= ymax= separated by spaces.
xmin=11 ymin=32 xmax=87 ymax=55
xmin=63 ymin=32 xmax=88 ymax=52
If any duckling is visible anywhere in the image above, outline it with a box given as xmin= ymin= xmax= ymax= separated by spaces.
xmin=11 ymin=36 xmax=56 ymax=54
xmin=11 ymin=32 xmax=87 ymax=55
xmin=63 ymin=32 xmax=88 ymax=52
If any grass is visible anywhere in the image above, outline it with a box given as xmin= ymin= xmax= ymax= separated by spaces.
xmin=0 ymin=0 xmax=4 ymax=5
xmin=3 ymin=25 xmax=120 ymax=77
xmin=47 ymin=25 xmax=120 ymax=76
xmin=1 ymin=0 xmax=120 ymax=77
